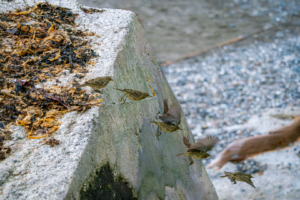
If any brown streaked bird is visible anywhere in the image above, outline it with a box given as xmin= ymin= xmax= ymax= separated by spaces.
xmin=159 ymin=99 xmax=181 ymax=125
xmin=175 ymin=135 xmax=219 ymax=165
xmin=81 ymin=76 xmax=113 ymax=90
xmin=220 ymin=171 xmax=255 ymax=188
xmin=150 ymin=99 xmax=182 ymax=136
xmin=115 ymin=88 xmax=151 ymax=104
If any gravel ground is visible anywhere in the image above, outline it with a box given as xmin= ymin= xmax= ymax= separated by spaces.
xmin=163 ymin=32 xmax=300 ymax=199
xmin=78 ymin=0 xmax=300 ymax=63
xmin=163 ymin=32 xmax=300 ymax=136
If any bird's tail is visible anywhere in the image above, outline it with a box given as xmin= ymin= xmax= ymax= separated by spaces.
xmin=114 ymin=88 xmax=123 ymax=91
xmin=175 ymin=153 xmax=186 ymax=156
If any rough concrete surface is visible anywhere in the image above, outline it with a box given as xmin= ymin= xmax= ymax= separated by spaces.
xmin=0 ymin=0 xmax=218 ymax=200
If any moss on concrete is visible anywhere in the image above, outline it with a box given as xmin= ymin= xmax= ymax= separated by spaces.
xmin=80 ymin=163 xmax=137 ymax=200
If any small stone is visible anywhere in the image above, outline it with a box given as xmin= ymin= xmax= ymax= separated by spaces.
xmin=276 ymin=32 xmax=284 ymax=38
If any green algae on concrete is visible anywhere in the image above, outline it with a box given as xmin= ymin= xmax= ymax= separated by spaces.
xmin=80 ymin=163 xmax=137 ymax=200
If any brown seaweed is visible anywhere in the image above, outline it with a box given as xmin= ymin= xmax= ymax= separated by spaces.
xmin=0 ymin=3 xmax=101 ymax=160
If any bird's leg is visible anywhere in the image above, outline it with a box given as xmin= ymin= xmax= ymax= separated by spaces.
xmin=189 ymin=157 xmax=194 ymax=165
xmin=157 ymin=111 xmax=161 ymax=117
xmin=119 ymin=94 xmax=125 ymax=102
xmin=119 ymin=94 xmax=127 ymax=105
xmin=80 ymin=106 xmax=87 ymax=113
xmin=121 ymin=95 xmax=127 ymax=105
xmin=156 ymin=128 xmax=162 ymax=136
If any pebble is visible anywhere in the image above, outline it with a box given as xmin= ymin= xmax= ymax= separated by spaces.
xmin=276 ymin=32 xmax=284 ymax=38
xmin=236 ymin=159 xmax=267 ymax=174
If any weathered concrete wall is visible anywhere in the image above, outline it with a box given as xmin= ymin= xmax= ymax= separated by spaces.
xmin=0 ymin=0 xmax=218 ymax=199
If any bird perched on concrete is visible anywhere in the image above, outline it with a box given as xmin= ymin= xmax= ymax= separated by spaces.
xmin=175 ymin=135 xmax=218 ymax=165
xmin=150 ymin=99 xmax=181 ymax=136
xmin=115 ymin=88 xmax=151 ymax=104
xmin=81 ymin=76 xmax=113 ymax=90
xmin=220 ymin=171 xmax=256 ymax=188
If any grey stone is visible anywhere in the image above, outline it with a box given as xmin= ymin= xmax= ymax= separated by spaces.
xmin=0 ymin=0 xmax=218 ymax=200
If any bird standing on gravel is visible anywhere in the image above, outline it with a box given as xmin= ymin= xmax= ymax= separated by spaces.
xmin=220 ymin=171 xmax=256 ymax=188
xmin=115 ymin=88 xmax=151 ymax=104
xmin=81 ymin=76 xmax=113 ymax=90
xmin=176 ymin=135 xmax=218 ymax=165
xmin=150 ymin=99 xmax=181 ymax=136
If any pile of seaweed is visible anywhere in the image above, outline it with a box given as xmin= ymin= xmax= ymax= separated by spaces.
xmin=0 ymin=3 xmax=101 ymax=160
